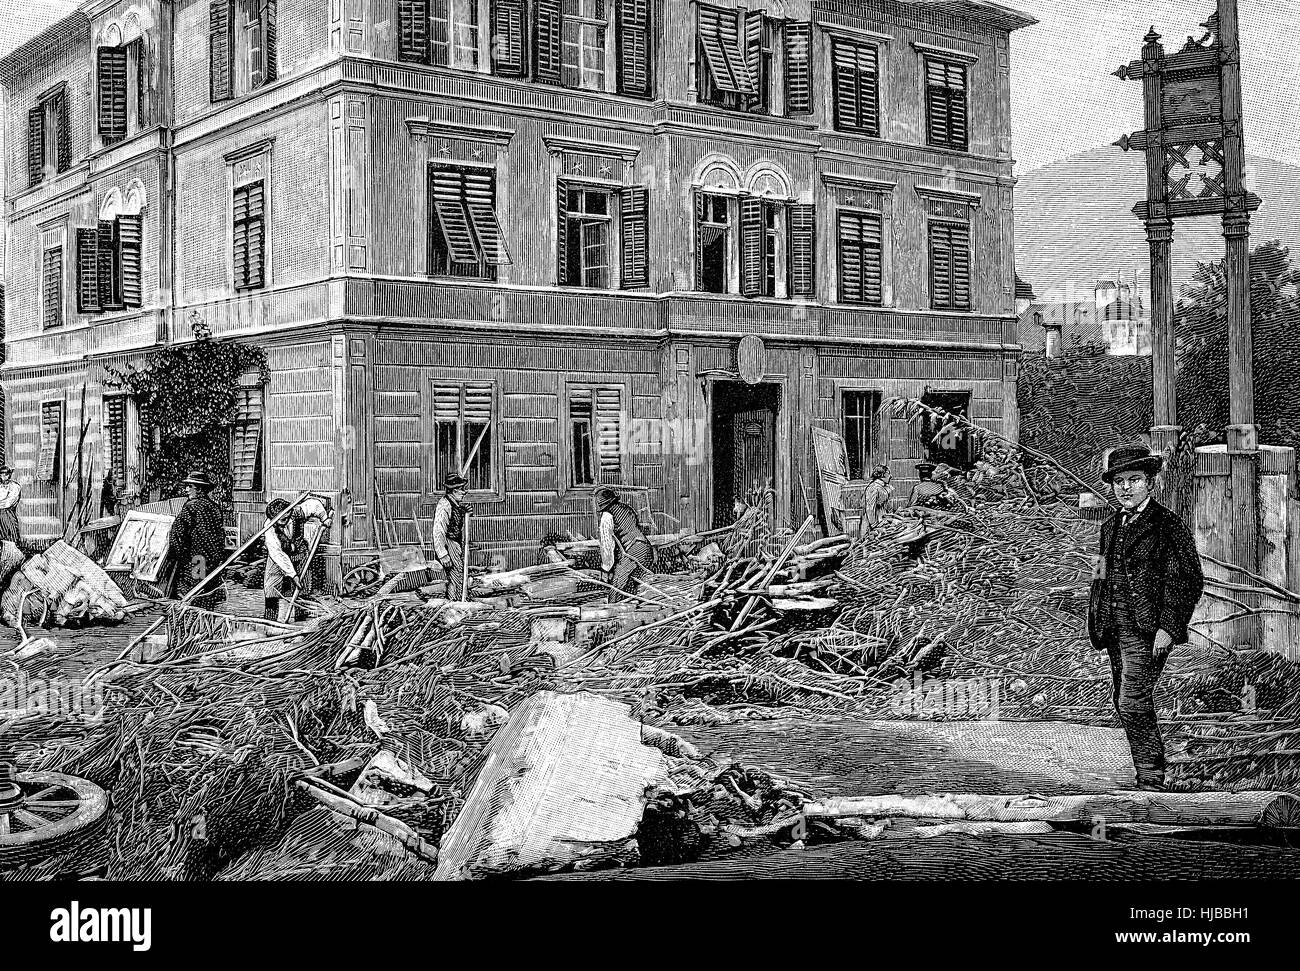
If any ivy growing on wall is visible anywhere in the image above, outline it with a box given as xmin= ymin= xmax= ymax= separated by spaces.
xmin=107 ymin=313 xmax=268 ymax=504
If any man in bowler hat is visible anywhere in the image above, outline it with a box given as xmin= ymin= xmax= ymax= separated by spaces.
xmin=432 ymin=472 xmax=470 ymax=601
xmin=166 ymin=470 xmax=228 ymax=609
xmin=1088 ymin=445 xmax=1204 ymax=790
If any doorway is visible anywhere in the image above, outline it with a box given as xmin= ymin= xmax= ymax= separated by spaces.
xmin=711 ymin=381 xmax=780 ymax=527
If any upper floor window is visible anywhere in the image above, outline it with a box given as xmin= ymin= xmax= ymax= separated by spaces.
xmin=427 ymin=164 xmax=510 ymax=280
xmin=399 ymin=0 xmax=482 ymax=70
xmin=837 ymin=210 xmax=884 ymax=306
xmin=42 ymin=246 xmax=65 ymax=330
xmin=925 ymin=57 xmax=968 ymax=152
xmin=928 ymin=220 xmax=972 ymax=311
xmin=234 ymin=181 xmax=267 ymax=291
xmin=556 ymin=181 xmax=649 ymax=290
xmin=77 ymin=214 xmax=145 ymax=313
xmin=211 ymin=0 xmax=279 ymax=103
xmin=97 ymin=39 xmax=146 ymax=145
xmin=695 ymin=6 xmax=813 ymax=118
xmin=832 ymin=39 xmax=880 ymax=137
xmin=27 ymin=88 xmax=71 ymax=188
xmin=694 ymin=189 xmax=815 ymax=298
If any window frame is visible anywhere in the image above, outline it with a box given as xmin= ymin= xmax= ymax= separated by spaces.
xmin=427 ymin=161 xmax=507 ymax=281
xmin=39 ymin=223 xmax=67 ymax=330
xmin=923 ymin=54 xmax=970 ymax=153
xmin=426 ymin=378 xmax=503 ymax=500
xmin=559 ymin=375 xmax=629 ymax=494
xmin=696 ymin=189 xmax=737 ymax=294
xmin=831 ymin=37 xmax=881 ymax=138
xmin=561 ymin=0 xmax=612 ymax=92
xmin=927 ymin=217 xmax=973 ymax=312
xmin=839 ymin=388 xmax=884 ymax=482
xmin=560 ymin=181 xmax=621 ymax=290
xmin=836 ymin=207 xmax=886 ymax=307
xmin=695 ymin=3 xmax=773 ymax=115
xmin=920 ymin=388 xmax=976 ymax=469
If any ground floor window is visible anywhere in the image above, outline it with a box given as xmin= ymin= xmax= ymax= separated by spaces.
xmin=842 ymin=390 xmax=882 ymax=480
xmin=433 ymin=381 xmax=495 ymax=491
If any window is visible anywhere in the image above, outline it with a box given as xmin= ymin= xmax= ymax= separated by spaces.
xmin=568 ymin=385 xmax=622 ymax=486
xmin=96 ymin=40 xmax=145 ymax=145
xmin=921 ymin=390 xmax=973 ymax=469
xmin=231 ymin=376 xmax=264 ymax=491
xmin=929 ymin=220 xmax=972 ymax=311
xmin=695 ymin=192 xmax=731 ymax=293
xmin=77 ymin=214 xmax=144 ymax=313
xmin=42 ymin=247 xmax=64 ymax=329
xmin=562 ymin=0 xmax=607 ymax=91
xmin=428 ymin=165 xmax=509 ymax=279
xmin=103 ymin=395 xmax=143 ymax=497
xmin=698 ymin=191 xmax=815 ymax=297
xmin=556 ymin=182 xmax=649 ymax=289
xmin=842 ymin=390 xmax=882 ymax=480
xmin=925 ymin=57 xmax=968 ymax=151
xmin=432 ymin=382 xmax=494 ymax=491
xmin=233 ymin=181 xmax=266 ymax=291
xmin=783 ymin=21 xmax=812 ymax=114
xmin=838 ymin=211 xmax=884 ymax=305
xmin=398 ymin=0 xmax=482 ymax=70
xmin=27 ymin=88 xmax=71 ymax=187
xmin=211 ymin=0 xmax=278 ymax=102
xmin=740 ymin=197 xmax=784 ymax=298
xmin=832 ymin=39 xmax=880 ymax=137
xmin=38 ymin=401 xmax=63 ymax=483
xmin=696 ymin=5 xmax=762 ymax=112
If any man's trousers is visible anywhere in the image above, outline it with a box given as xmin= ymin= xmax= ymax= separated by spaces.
xmin=1100 ymin=595 xmax=1169 ymax=787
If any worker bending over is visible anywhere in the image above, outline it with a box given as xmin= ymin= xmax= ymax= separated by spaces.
xmin=595 ymin=486 xmax=654 ymax=601
xmin=262 ymin=498 xmax=300 ymax=622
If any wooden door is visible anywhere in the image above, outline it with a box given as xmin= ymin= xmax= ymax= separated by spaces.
xmin=732 ymin=406 xmax=775 ymax=506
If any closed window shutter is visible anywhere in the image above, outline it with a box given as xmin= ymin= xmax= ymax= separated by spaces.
xmin=616 ymin=0 xmax=650 ymax=97
xmin=619 ymin=185 xmax=648 ymax=290
xmin=76 ymin=229 xmax=101 ymax=314
xmin=595 ymin=386 xmax=622 ymax=482
xmin=739 ymin=196 xmax=763 ymax=298
xmin=929 ymin=223 xmax=954 ymax=309
xmin=104 ymin=396 xmax=127 ymax=479
xmin=947 ymin=64 xmax=968 ymax=150
xmin=98 ymin=220 xmax=123 ymax=310
xmin=54 ymin=90 xmax=72 ymax=172
xmin=262 ymin=0 xmax=278 ymax=83
xmin=743 ymin=10 xmax=764 ymax=102
xmin=492 ymin=0 xmax=527 ymax=77
xmin=950 ymin=222 xmax=972 ymax=310
xmin=134 ymin=38 xmax=147 ymax=128
xmin=43 ymin=248 xmax=63 ymax=329
xmin=399 ymin=0 xmax=431 ymax=62
xmin=839 ymin=212 xmax=883 ymax=305
xmin=555 ymin=178 xmax=570 ymax=285
xmin=231 ymin=385 xmax=263 ymax=490
xmin=693 ymin=190 xmax=707 ymax=292
xmin=927 ymin=60 xmax=966 ymax=149
xmin=38 ymin=402 xmax=62 ymax=482
xmin=234 ymin=181 xmax=266 ymax=291
xmin=119 ymin=214 xmax=144 ymax=308
xmin=98 ymin=47 xmax=128 ymax=144
xmin=834 ymin=40 xmax=878 ymax=135
xmin=789 ymin=203 xmax=815 ymax=297
xmin=534 ymin=0 xmax=563 ymax=83
xmin=28 ymin=105 xmax=44 ymax=186
xmin=210 ymin=0 xmax=233 ymax=102
xmin=783 ymin=21 xmax=812 ymax=115
xmin=463 ymin=168 xmax=510 ymax=264
xmin=429 ymin=0 xmax=451 ymax=66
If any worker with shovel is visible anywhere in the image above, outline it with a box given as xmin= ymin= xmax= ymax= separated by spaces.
xmin=595 ymin=486 xmax=654 ymax=601
xmin=262 ymin=498 xmax=300 ymax=622
xmin=432 ymin=472 xmax=470 ymax=601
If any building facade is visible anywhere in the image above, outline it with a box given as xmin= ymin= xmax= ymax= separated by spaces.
xmin=2 ymin=0 xmax=1033 ymax=575
xmin=1018 ymin=273 xmax=1152 ymax=358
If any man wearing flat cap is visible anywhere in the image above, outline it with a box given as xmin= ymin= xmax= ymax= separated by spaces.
xmin=594 ymin=486 xmax=654 ymax=601
xmin=167 ymin=470 xmax=227 ymax=609
xmin=1088 ymin=444 xmax=1204 ymax=791
xmin=432 ymin=472 xmax=470 ymax=601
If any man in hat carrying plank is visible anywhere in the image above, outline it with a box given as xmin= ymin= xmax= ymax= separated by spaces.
xmin=595 ymin=486 xmax=654 ymax=601
xmin=432 ymin=473 xmax=470 ymax=601
xmin=1088 ymin=445 xmax=1204 ymax=791
xmin=166 ymin=470 xmax=228 ymax=609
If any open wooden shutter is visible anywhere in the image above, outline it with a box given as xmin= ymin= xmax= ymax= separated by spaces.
xmin=743 ymin=10 xmax=764 ymax=105
xmin=534 ymin=0 xmax=563 ymax=84
xmin=210 ymin=0 xmax=233 ymax=102
xmin=54 ymin=90 xmax=72 ymax=172
xmin=262 ymin=0 xmax=278 ymax=83
xmin=98 ymin=220 xmax=122 ymax=310
xmin=789 ymin=203 xmax=815 ymax=297
xmin=429 ymin=0 xmax=451 ymax=65
xmin=134 ymin=38 xmax=148 ymax=128
xmin=693 ymin=191 xmax=706 ymax=292
xmin=698 ymin=5 xmax=753 ymax=94
xmin=616 ymin=0 xmax=650 ymax=97
xmin=555 ymin=179 xmax=570 ymax=285
xmin=38 ymin=402 xmax=62 ymax=482
xmin=231 ymin=384 xmax=264 ymax=490
xmin=77 ymin=229 xmax=101 ymax=314
xmin=929 ymin=223 xmax=953 ymax=309
xmin=42 ymin=249 xmax=63 ymax=329
xmin=492 ymin=0 xmax=527 ymax=77
xmin=398 ymin=0 xmax=431 ymax=62
xmin=739 ymin=195 xmax=763 ymax=298
xmin=98 ymin=47 xmax=128 ymax=144
xmin=594 ymin=387 xmax=623 ymax=482
xmin=103 ymin=396 xmax=127 ymax=480
xmin=463 ymin=168 xmax=510 ymax=265
xmin=949 ymin=222 xmax=972 ymax=310
xmin=119 ymin=214 xmax=144 ymax=308
xmin=620 ymin=185 xmax=648 ymax=289
xmin=784 ymin=21 xmax=812 ymax=115
xmin=28 ymin=105 xmax=44 ymax=186
xmin=429 ymin=168 xmax=479 ymax=264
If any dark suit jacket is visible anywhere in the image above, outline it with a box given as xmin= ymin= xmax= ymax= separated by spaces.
xmin=1087 ymin=499 xmax=1204 ymax=647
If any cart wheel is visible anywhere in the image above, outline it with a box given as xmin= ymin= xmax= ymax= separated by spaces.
xmin=343 ymin=563 xmax=382 ymax=597
xmin=0 ymin=765 xmax=108 ymax=869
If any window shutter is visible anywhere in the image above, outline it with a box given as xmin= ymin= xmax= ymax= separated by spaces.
xmin=399 ymin=0 xmax=431 ymax=62
xmin=134 ymin=39 xmax=148 ymax=128
xmin=929 ymin=223 xmax=953 ymax=309
xmin=595 ymin=387 xmax=623 ymax=482
xmin=104 ymin=396 xmax=127 ymax=479
xmin=98 ymin=47 xmax=128 ymax=144
xmin=693 ymin=190 xmax=706 ymax=292
xmin=616 ymin=0 xmax=650 ymax=97
xmin=262 ymin=0 xmax=278 ymax=83
xmin=97 ymin=220 xmax=123 ymax=310
xmin=463 ymin=168 xmax=510 ymax=264
xmin=947 ymin=64 xmax=968 ymax=151
xmin=119 ymin=214 xmax=144 ymax=308
xmin=210 ymin=0 xmax=233 ymax=102
xmin=42 ymin=249 xmax=63 ymax=329
xmin=432 ymin=385 xmax=460 ymax=423
xmin=950 ymin=222 xmax=972 ymax=310
xmin=833 ymin=40 xmax=878 ymax=136
xmin=784 ymin=21 xmax=812 ymax=115
xmin=38 ymin=402 xmax=62 ymax=482
xmin=789 ymin=203 xmax=815 ymax=297
xmin=619 ymin=185 xmax=649 ymax=290
xmin=926 ymin=59 xmax=967 ymax=149
xmin=838 ymin=212 xmax=883 ymax=305
xmin=463 ymin=384 xmax=493 ymax=423
xmin=429 ymin=0 xmax=451 ymax=65
xmin=491 ymin=0 xmax=527 ymax=77
xmin=28 ymin=105 xmax=44 ymax=186
xmin=77 ymin=229 xmax=101 ymax=314
xmin=698 ymin=5 xmax=753 ymax=94
xmin=234 ymin=182 xmax=266 ymax=291
xmin=54 ymin=90 xmax=72 ymax=172
xmin=534 ymin=0 xmax=563 ymax=84
xmin=231 ymin=386 xmax=264 ymax=491
xmin=832 ymin=40 xmax=857 ymax=131
xmin=429 ymin=168 xmax=479 ymax=264
xmin=743 ymin=10 xmax=764 ymax=103
xmin=555 ymin=179 xmax=570 ymax=286
xmin=739 ymin=195 xmax=763 ymax=298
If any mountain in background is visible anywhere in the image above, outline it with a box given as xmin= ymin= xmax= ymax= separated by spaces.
xmin=1014 ymin=144 xmax=1300 ymax=305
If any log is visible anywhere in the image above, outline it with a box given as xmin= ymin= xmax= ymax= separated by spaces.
xmin=801 ymin=790 xmax=1300 ymax=829
xmin=794 ymin=536 xmax=852 ymax=556
xmin=295 ymin=780 xmax=439 ymax=865
xmin=914 ymin=821 xmax=1054 ymax=838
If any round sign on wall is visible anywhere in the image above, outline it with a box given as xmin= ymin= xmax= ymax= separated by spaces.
xmin=737 ymin=335 xmax=765 ymax=385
